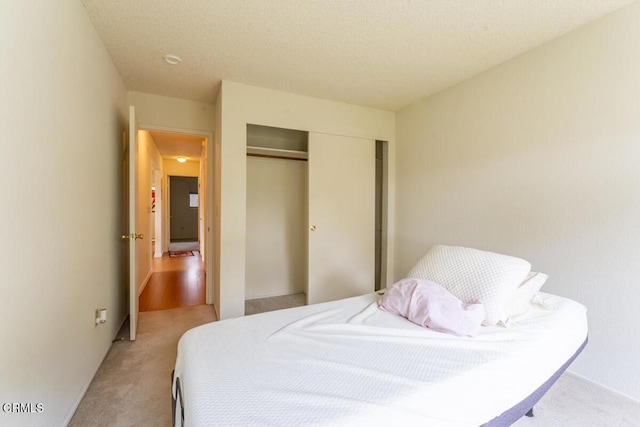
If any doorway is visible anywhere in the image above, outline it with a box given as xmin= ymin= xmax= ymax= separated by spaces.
xmin=168 ymin=175 xmax=199 ymax=250
xmin=136 ymin=129 xmax=211 ymax=312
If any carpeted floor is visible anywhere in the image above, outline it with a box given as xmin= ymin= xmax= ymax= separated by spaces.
xmin=69 ymin=299 xmax=640 ymax=426
xmin=245 ymin=292 xmax=306 ymax=315
xmin=512 ymin=372 xmax=640 ymax=426
xmin=69 ymin=305 xmax=215 ymax=427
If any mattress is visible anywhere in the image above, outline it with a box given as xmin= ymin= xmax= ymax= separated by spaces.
xmin=172 ymin=291 xmax=587 ymax=426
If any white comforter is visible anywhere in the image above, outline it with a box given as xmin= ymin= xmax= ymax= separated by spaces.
xmin=173 ymin=292 xmax=587 ymax=426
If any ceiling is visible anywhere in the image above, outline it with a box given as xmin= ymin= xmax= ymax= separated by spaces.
xmin=149 ymin=130 xmax=204 ymax=161
xmin=81 ymin=0 xmax=636 ymax=111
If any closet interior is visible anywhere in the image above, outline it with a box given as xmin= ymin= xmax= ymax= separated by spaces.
xmin=245 ymin=124 xmax=388 ymax=312
xmin=245 ymin=124 xmax=309 ymax=305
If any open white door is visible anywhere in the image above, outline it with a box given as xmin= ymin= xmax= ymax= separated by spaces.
xmin=127 ymin=106 xmax=140 ymax=340
xmin=307 ymin=133 xmax=375 ymax=304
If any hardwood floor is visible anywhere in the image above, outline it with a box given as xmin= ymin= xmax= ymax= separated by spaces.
xmin=139 ymin=251 xmax=205 ymax=312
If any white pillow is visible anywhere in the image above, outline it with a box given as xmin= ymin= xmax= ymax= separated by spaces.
xmin=505 ymin=272 xmax=548 ymax=319
xmin=406 ymin=245 xmax=531 ymax=325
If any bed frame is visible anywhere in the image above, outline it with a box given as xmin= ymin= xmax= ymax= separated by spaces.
xmin=482 ymin=337 xmax=587 ymax=426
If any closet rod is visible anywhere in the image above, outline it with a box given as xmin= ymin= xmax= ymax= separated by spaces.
xmin=247 ymin=153 xmax=308 ymax=162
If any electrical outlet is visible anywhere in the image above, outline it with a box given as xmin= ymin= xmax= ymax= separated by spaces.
xmin=95 ymin=308 xmax=107 ymax=325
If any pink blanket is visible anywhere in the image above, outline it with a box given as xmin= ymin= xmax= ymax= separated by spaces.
xmin=379 ymin=278 xmax=485 ymax=336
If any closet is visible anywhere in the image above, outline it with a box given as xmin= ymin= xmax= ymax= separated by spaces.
xmin=245 ymin=125 xmax=308 ymax=301
xmin=246 ymin=124 xmax=378 ymax=306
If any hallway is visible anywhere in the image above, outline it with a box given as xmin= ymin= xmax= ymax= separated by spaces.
xmin=139 ymin=250 xmax=205 ymax=312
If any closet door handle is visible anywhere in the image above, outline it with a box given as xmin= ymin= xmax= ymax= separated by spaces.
xmin=310 ymin=225 xmax=317 ymax=232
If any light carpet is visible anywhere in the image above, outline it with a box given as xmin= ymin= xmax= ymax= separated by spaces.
xmin=512 ymin=372 xmax=640 ymax=426
xmin=70 ymin=299 xmax=640 ymax=426
xmin=69 ymin=305 xmax=215 ymax=427
xmin=245 ymin=292 xmax=306 ymax=315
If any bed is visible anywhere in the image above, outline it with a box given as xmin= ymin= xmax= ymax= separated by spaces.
xmin=171 ymin=246 xmax=588 ymax=426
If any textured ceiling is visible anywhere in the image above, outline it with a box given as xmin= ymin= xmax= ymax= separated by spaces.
xmin=81 ymin=0 xmax=636 ymax=111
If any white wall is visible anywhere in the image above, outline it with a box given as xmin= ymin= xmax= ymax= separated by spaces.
xmin=395 ymin=2 xmax=640 ymax=401
xmin=216 ymin=81 xmax=396 ymax=319
xmin=199 ymin=142 xmax=208 ymax=258
xmin=128 ymin=91 xmax=215 ymax=132
xmin=136 ymin=131 xmax=162 ymax=292
xmin=153 ymin=169 xmax=163 ymax=257
xmin=246 ymin=157 xmax=307 ymax=299
xmin=0 ymin=1 xmax=127 ymax=425
xmin=213 ymin=91 xmax=223 ymax=312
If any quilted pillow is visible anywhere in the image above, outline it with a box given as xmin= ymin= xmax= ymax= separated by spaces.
xmin=379 ymin=278 xmax=485 ymax=336
xmin=406 ymin=245 xmax=531 ymax=325
xmin=505 ymin=272 xmax=548 ymax=319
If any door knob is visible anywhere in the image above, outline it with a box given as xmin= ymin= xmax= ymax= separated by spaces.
xmin=121 ymin=233 xmax=144 ymax=240
xmin=310 ymin=225 xmax=317 ymax=231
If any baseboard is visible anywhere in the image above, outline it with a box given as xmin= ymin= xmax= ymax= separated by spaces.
xmin=565 ymin=370 xmax=640 ymax=404
xmin=137 ymin=269 xmax=153 ymax=296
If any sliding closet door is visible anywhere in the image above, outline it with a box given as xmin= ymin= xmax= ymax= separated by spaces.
xmin=307 ymin=133 xmax=375 ymax=304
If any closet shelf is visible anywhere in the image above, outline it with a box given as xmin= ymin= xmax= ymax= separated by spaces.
xmin=247 ymin=146 xmax=308 ymax=160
